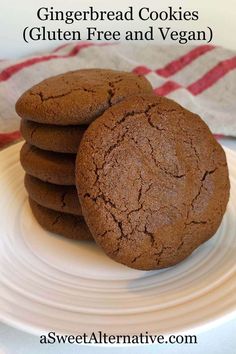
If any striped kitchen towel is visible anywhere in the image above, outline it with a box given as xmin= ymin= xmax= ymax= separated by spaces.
xmin=0 ymin=42 xmax=235 ymax=149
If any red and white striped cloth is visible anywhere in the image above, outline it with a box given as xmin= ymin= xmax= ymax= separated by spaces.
xmin=0 ymin=42 xmax=236 ymax=149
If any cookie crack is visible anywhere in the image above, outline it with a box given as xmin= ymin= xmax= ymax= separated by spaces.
xmin=31 ymin=86 xmax=96 ymax=102
xmin=103 ymin=127 xmax=129 ymax=163
xmin=107 ymin=78 xmax=123 ymax=106
xmin=185 ymin=220 xmax=207 ymax=225
xmin=98 ymin=194 xmax=125 ymax=239
xmin=107 ymin=103 xmax=161 ymax=131
xmin=183 ymin=137 xmax=201 ymax=171
xmin=145 ymin=137 xmax=185 ymax=179
xmin=29 ymin=125 xmax=38 ymax=140
xmin=60 ymin=191 xmax=67 ymax=209
xmin=144 ymin=225 xmax=155 ymax=246
xmin=131 ymin=254 xmax=142 ymax=264
xmin=184 ymin=167 xmax=218 ymax=228
xmin=52 ymin=215 xmax=61 ymax=226
xmin=145 ymin=107 xmax=177 ymax=132
xmin=190 ymin=167 xmax=217 ymax=210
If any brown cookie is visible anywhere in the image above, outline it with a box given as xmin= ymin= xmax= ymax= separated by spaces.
xmin=29 ymin=198 xmax=93 ymax=241
xmin=20 ymin=143 xmax=75 ymax=185
xmin=15 ymin=69 xmax=153 ymax=125
xmin=20 ymin=119 xmax=86 ymax=154
xmin=25 ymin=174 xmax=82 ymax=215
xmin=76 ymin=95 xmax=230 ymax=270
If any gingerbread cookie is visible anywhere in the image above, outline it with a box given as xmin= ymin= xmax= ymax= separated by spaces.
xmin=25 ymin=174 xmax=82 ymax=215
xmin=20 ymin=143 xmax=75 ymax=185
xmin=21 ymin=119 xmax=87 ymax=153
xmin=29 ymin=198 xmax=93 ymax=241
xmin=76 ymin=95 xmax=230 ymax=270
xmin=16 ymin=69 xmax=153 ymax=125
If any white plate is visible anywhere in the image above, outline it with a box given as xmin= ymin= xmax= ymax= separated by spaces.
xmin=0 ymin=142 xmax=236 ymax=337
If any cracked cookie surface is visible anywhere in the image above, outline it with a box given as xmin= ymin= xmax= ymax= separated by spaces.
xmin=15 ymin=69 xmax=153 ymax=125
xmin=76 ymin=95 xmax=230 ymax=270
xmin=29 ymin=198 xmax=93 ymax=241
xmin=21 ymin=119 xmax=87 ymax=153
xmin=25 ymin=174 xmax=82 ymax=215
xmin=20 ymin=143 xmax=76 ymax=185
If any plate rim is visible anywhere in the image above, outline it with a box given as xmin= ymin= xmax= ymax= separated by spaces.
xmin=0 ymin=142 xmax=236 ymax=341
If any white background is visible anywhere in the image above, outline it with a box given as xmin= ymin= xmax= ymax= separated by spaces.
xmin=0 ymin=0 xmax=236 ymax=353
xmin=0 ymin=0 xmax=236 ymax=58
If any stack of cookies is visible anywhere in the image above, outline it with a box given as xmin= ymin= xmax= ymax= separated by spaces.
xmin=16 ymin=69 xmax=153 ymax=242
xmin=16 ymin=68 xmax=230 ymax=271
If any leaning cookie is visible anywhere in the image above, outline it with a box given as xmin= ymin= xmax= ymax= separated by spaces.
xmin=29 ymin=198 xmax=93 ymax=241
xmin=25 ymin=174 xmax=82 ymax=216
xmin=20 ymin=143 xmax=76 ymax=185
xmin=15 ymin=69 xmax=153 ymax=125
xmin=76 ymin=94 xmax=230 ymax=270
xmin=20 ymin=120 xmax=87 ymax=154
